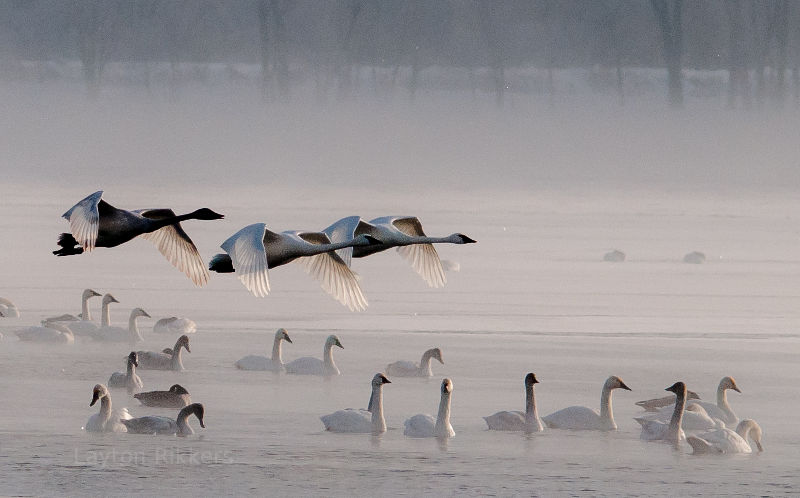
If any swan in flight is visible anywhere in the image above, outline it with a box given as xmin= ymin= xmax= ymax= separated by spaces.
xmin=647 ymin=376 xmax=741 ymax=427
xmin=484 ymin=373 xmax=543 ymax=432
xmin=635 ymin=381 xmax=687 ymax=444
xmin=53 ymin=191 xmax=224 ymax=285
xmin=236 ymin=328 xmax=292 ymax=371
xmin=0 ymin=297 xmax=20 ymax=318
xmin=385 ymin=347 xmax=444 ymax=377
xmin=542 ymin=375 xmax=631 ymax=431
xmin=137 ymin=335 xmax=191 ymax=370
xmin=285 ymin=335 xmax=343 ymax=376
xmin=321 ymin=373 xmax=391 ymax=434
xmin=134 ymin=384 xmax=192 ymax=409
xmin=687 ymin=419 xmax=764 ymax=454
xmin=209 ymin=223 xmax=381 ymax=311
xmin=15 ymin=322 xmax=74 ymax=344
xmin=153 ymin=317 xmax=197 ymax=335
xmin=89 ymin=307 xmax=150 ymax=345
xmin=404 ymin=378 xmax=456 ymax=438
xmin=322 ymin=216 xmax=476 ymax=288
xmin=85 ymin=384 xmax=132 ymax=433
xmin=121 ymin=403 xmax=205 ymax=436
xmin=108 ymin=351 xmax=144 ymax=394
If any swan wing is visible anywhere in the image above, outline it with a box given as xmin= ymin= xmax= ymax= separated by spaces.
xmin=320 ymin=409 xmax=372 ymax=433
xmin=396 ymin=243 xmax=446 ymax=288
xmin=62 ymin=191 xmax=103 ymax=251
xmin=484 ymin=411 xmax=526 ymax=431
xmin=121 ymin=415 xmax=177 ymax=435
xmin=285 ymin=356 xmax=324 ymax=375
xmin=385 ymin=360 xmax=419 ymax=377
xmin=295 ymin=252 xmax=367 ymax=312
xmin=687 ymin=428 xmax=750 ymax=454
xmin=542 ymin=406 xmax=601 ymax=430
xmin=403 ymin=414 xmax=436 ymax=437
xmin=322 ymin=216 xmax=363 ymax=267
xmin=221 ymin=223 xmax=271 ymax=297
xmin=235 ymin=355 xmax=273 ymax=371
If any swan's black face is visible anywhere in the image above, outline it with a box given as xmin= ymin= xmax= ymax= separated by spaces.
xmin=441 ymin=378 xmax=453 ymax=394
xmin=456 ymin=234 xmax=477 ymax=244
xmin=331 ymin=337 xmax=343 ymax=349
xmin=725 ymin=377 xmax=742 ymax=393
xmin=194 ymin=208 xmax=225 ymax=220
xmin=617 ymin=380 xmax=631 ymax=391
xmin=525 ymin=373 xmax=539 ymax=385
xmin=374 ymin=374 xmax=391 ymax=385
xmin=90 ymin=388 xmax=102 ymax=406
xmin=665 ymin=381 xmax=686 ymax=394
xmin=279 ymin=329 xmax=292 ymax=343
xmin=127 ymin=352 xmax=139 ymax=367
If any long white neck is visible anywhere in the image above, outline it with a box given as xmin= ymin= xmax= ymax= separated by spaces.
xmin=272 ymin=336 xmax=283 ymax=364
xmin=176 ymin=406 xmax=194 ymax=436
xmin=716 ymin=385 xmax=735 ymax=420
xmin=434 ymin=391 xmax=454 ymax=438
xmin=101 ymin=301 xmax=112 ymax=327
xmin=323 ymin=342 xmax=338 ymax=375
xmin=171 ymin=340 xmax=185 ymax=370
xmin=370 ymin=384 xmax=386 ymax=434
xmin=420 ymin=351 xmax=434 ymax=376
xmin=668 ymin=389 xmax=686 ymax=443
xmin=128 ymin=314 xmax=144 ymax=345
xmin=600 ymin=384 xmax=617 ymax=430
xmin=99 ymin=395 xmax=112 ymax=428
xmin=81 ymin=295 xmax=92 ymax=321
xmin=525 ymin=383 xmax=543 ymax=432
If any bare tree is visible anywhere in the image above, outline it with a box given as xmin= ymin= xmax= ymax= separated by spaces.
xmin=650 ymin=0 xmax=684 ymax=107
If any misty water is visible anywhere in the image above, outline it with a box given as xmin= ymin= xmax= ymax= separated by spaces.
xmin=2 ymin=85 xmax=800 ymax=496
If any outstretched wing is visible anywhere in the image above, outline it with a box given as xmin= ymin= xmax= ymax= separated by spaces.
xmin=390 ymin=217 xmax=446 ymax=288
xmin=221 ymin=223 xmax=270 ymax=297
xmin=295 ymin=231 xmax=368 ymax=311
xmin=62 ymin=191 xmax=103 ymax=251
xmin=321 ymin=216 xmax=374 ymax=267
xmin=134 ymin=209 xmax=210 ymax=286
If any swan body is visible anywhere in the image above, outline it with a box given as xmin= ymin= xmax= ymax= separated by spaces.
xmin=637 ymin=402 xmax=724 ymax=431
xmin=285 ymin=335 xmax=343 ymax=376
xmin=210 ymin=224 xmax=381 ymax=311
xmin=542 ymin=375 xmax=631 ymax=431
xmin=54 ymin=191 xmax=224 ymax=285
xmin=651 ymin=376 xmax=741 ymax=427
xmin=635 ymin=381 xmax=687 ymax=443
xmin=484 ymin=373 xmax=543 ymax=432
xmin=321 ymin=373 xmax=391 ymax=434
xmin=134 ymin=384 xmax=192 ymax=408
xmin=386 ymin=347 xmax=443 ymax=377
xmin=45 ymin=288 xmax=102 ymax=334
xmin=121 ymin=403 xmax=205 ymax=436
xmin=137 ymin=335 xmax=190 ymax=370
xmin=108 ymin=352 xmax=144 ymax=394
xmin=64 ymin=292 xmax=119 ymax=336
xmin=236 ymin=328 xmax=292 ymax=371
xmin=90 ymin=307 xmax=150 ymax=345
xmin=0 ymin=297 xmax=20 ymax=318
xmin=322 ymin=216 xmax=476 ymax=288
xmin=85 ymin=384 xmax=132 ymax=433
xmin=15 ymin=322 xmax=74 ymax=344
xmin=635 ymin=390 xmax=701 ymax=412
xmin=404 ymin=378 xmax=455 ymax=438
xmin=153 ymin=317 xmax=196 ymax=335
xmin=687 ymin=419 xmax=764 ymax=454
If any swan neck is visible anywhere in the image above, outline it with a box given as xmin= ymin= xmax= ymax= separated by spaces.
xmin=420 ymin=351 xmax=434 ymax=376
xmin=171 ymin=340 xmax=185 ymax=370
xmin=323 ymin=342 xmax=337 ymax=373
xmin=272 ymin=336 xmax=283 ymax=364
xmin=101 ymin=302 xmax=111 ymax=327
xmin=81 ymin=295 xmax=92 ymax=321
xmin=128 ymin=315 xmax=143 ymax=345
xmin=370 ymin=384 xmax=386 ymax=434
xmin=99 ymin=395 xmax=112 ymax=424
xmin=668 ymin=389 xmax=686 ymax=441
xmin=126 ymin=359 xmax=135 ymax=378
xmin=717 ymin=387 xmax=731 ymax=413
xmin=525 ymin=383 xmax=541 ymax=431
xmin=176 ymin=407 xmax=193 ymax=435
xmin=600 ymin=386 xmax=616 ymax=429
xmin=434 ymin=391 xmax=452 ymax=437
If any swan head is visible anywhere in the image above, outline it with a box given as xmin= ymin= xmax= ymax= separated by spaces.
xmin=721 ymin=376 xmax=741 ymax=394
xmin=132 ymin=308 xmax=151 ymax=319
xmin=665 ymin=381 xmax=687 ymax=396
xmin=372 ymin=373 xmax=391 ymax=386
xmin=90 ymin=384 xmax=109 ymax=406
xmin=102 ymin=294 xmax=119 ymax=305
xmin=169 ymin=384 xmax=190 ymax=395
xmin=177 ymin=334 xmax=191 ymax=352
xmin=326 ymin=335 xmax=343 ymax=349
xmin=428 ymin=347 xmax=444 ymax=364
xmin=453 ymin=233 xmax=476 ymax=244
xmin=189 ymin=403 xmax=206 ymax=428
xmin=441 ymin=378 xmax=454 ymax=394
xmin=82 ymin=289 xmax=102 ymax=300
xmin=127 ymin=351 xmax=139 ymax=367
xmin=735 ymin=419 xmax=763 ymax=452
xmin=605 ymin=375 xmax=631 ymax=391
xmin=276 ymin=328 xmax=292 ymax=344
xmin=191 ymin=208 xmax=225 ymax=220
xmin=525 ymin=372 xmax=539 ymax=386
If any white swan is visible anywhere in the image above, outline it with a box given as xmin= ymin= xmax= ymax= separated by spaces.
xmin=542 ymin=375 xmax=631 ymax=431
xmin=137 ymin=335 xmax=190 ymax=370
xmin=651 ymin=376 xmax=741 ymax=427
xmin=635 ymin=381 xmax=687 ymax=444
xmin=108 ymin=351 xmax=144 ymax=394
xmin=404 ymin=378 xmax=455 ymax=438
xmin=54 ymin=191 xmax=224 ymax=285
xmin=89 ymin=307 xmax=150 ymax=345
xmin=322 ymin=216 xmax=476 ymax=288
xmin=209 ymin=223 xmax=382 ymax=311
xmin=85 ymin=384 xmax=132 ymax=433
xmin=321 ymin=373 xmax=391 ymax=434
xmin=153 ymin=317 xmax=197 ymax=335
xmin=285 ymin=335 xmax=343 ymax=376
xmin=45 ymin=288 xmax=101 ymax=329
xmin=0 ymin=297 xmax=20 ymax=318
xmin=484 ymin=373 xmax=543 ymax=433
xmin=385 ymin=347 xmax=444 ymax=377
xmin=51 ymin=293 xmax=119 ymax=335
xmin=636 ymin=399 xmax=725 ymax=431
xmin=236 ymin=328 xmax=292 ymax=371
xmin=687 ymin=419 xmax=764 ymax=454
xmin=121 ymin=403 xmax=205 ymax=436
xmin=15 ymin=322 xmax=74 ymax=344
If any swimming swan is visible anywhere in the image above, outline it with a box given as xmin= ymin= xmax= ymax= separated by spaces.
xmin=0 ymin=297 xmax=20 ymax=318
xmin=650 ymin=376 xmax=741 ymax=427
xmin=687 ymin=419 xmax=764 ymax=454
xmin=47 ymin=289 xmax=108 ymax=336
xmin=53 ymin=191 xmax=224 ymax=285
xmin=209 ymin=223 xmax=381 ymax=311
xmin=542 ymin=375 xmax=631 ymax=431
xmin=636 ymin=399 xmax=724 ymax=431
xmin=136 ymin=335 xmax=190 ymax=370
xmin=121 ymin=403 xmax=205 ymax=436
xmin=385 ymin=347 xmax=444 ymax=377
xmin=134 ymin=384 xmax=192 ymax=408
xmin=90 ymin=307 xmax=150 ymax=345
xmin=635 ymin=381 xmax=687 ymax=444
xmin=236 ymin=328 xmax=292 ymax=371
xmin=108 ymin=351 xmax=144 ymax=394
xmin=321 ymin=373 xmax=391 ymax=434
xmin=322 ymin=216 xmax=476 ymax=288
xmin=15 ymin=322 xmax=74 ymax=344
xmin=285 ymin=334 xmax=343 ymax=376
xmin=404 ymin=378 xmax=455 ymax=438
xmin=153 ymin=317 xmax=197 ymax=335
xmin=484 ymin=373 xmax=543 ymax=433
xmin=85 ymin=384 xmax=132 ymax=433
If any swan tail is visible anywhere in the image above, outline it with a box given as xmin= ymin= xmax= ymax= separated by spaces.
xmin=686 ymin=436 xmax=721 ymax=454
xmin=53 ymin=233 xmax=84 ymax=256
xmin=209 ymin=253 xmax=235 ymax=273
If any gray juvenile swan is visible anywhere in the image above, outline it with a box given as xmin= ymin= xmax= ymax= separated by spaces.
xmin=85 ymin=384 xmax=132 ymax=433
xmin=209 ymin=223 xmax=381 ymax=311
xmin=90 ymin=307 xmax=150 ymax=345
xmin=134 ymin=384 xmax=192 ymax=409
xmin=137 ymin=335 xmax=190 ymax=370
xmin=285 ymin=335 xmax=343 ymax=376
xmin=321 ymin=373 xmax=391 ymax=434
xmin=687 ymin=419 xmax=764 ymax=454
xmin=385 ymin=347 xmax=444 ymax=378
xmin=108 ymin=352 xmax=144 ymax=394
xmin=121 ymin=403 xmax=205 ymax=436
xmin=54 ymin=191 xmax=224 ymax=285
xmin=404 ymin=378 xmax=455 ymax=438
xmin=322 ymin=216 xmax=476 ymax=288
xmin=236 ymin=328 xmax=292 ymax=371
xmin=635 ymin=389 xmax=701 ymax=412
xmin=542 ymin=375 xmax=631 ymax=431
xmin=484 ymin=373 xmax=543 ymax=433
